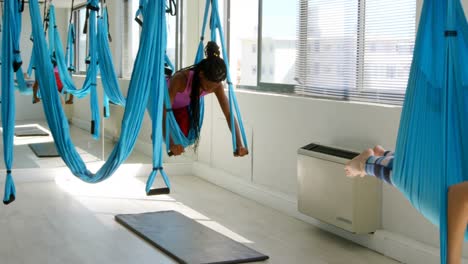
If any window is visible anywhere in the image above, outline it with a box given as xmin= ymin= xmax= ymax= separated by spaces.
xmin=73 ymin=1 xmax=180 ymax=78
xmin=260 ymin=0 xmax=297 ymax=86
xmin=296 ymin=0 xmax=416 ymax=105
xmin=229 ymin=0 xmax=259 ymax=87
xmin=122 ymin=0 xmax=141 ymax=78
xmin=73 ymin=4 xmax=103 ymax=75
xmin=73 ymin=6 xmax=87 ymax=74
xmin=229 ymin=0 xmax=297 ymax=93
xmin=166 ymin=8 xmax=177 ymax=65
xmin=122 ymin=0 xmax=180 ymax=78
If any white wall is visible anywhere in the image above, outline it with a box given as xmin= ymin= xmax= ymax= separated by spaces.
xmin=192 ymin=0 xmax=468 ymax=262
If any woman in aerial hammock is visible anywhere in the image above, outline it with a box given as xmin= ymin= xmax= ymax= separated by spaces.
xmin=345 ymin=146 xmax=467 ymax=264
xmin=32 ymin=65 xmax=74 ymax=104
xmin=165 ymin=41 xmax=248 ymax=157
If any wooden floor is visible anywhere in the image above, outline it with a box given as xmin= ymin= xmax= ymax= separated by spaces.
xmin=0 ymin=174 xmax=400 ymax=264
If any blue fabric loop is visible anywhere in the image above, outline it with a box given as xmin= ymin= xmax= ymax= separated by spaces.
xmin=392 ymin=0 xmax=468 ymax=263
xmin=3 ymin=174 xmax=16 ymax=204
xmin=27 ymin=0 xmax=166 ymax=187
xmin=145 ymin=0 xmax=248 ymax=194
xmin=160 ymin=0 xmax=248 ymax=154
xmin=1 ymin=0 xmax=20 ymax=204
xmin=46 ymin=3 xmax=101 ymax=139
xmin=65 ymin=24 xmax=75 ymax=72
xmin=97 ymin=7 xmax=126 ymax=107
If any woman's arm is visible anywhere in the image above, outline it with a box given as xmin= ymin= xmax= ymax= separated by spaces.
xmin=214 ymin=84 xmax=248 ymax=157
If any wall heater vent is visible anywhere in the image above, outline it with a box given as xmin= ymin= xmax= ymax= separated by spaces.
xmin=297 ymin=143 xmax=381 ymax=234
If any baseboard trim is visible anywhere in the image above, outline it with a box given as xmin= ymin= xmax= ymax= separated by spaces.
xmin=192 ymin=161 xmax=459 ymax=264
xmin=71 ymin=117 xmax=92 ymax=133
xmin=71 ymin=117 xmax=114 ymax=141
xmin=72 ymin=117 xmax=194 ymax=176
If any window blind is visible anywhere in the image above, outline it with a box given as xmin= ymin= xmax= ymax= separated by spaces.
xmin=296 ymin=0 xmax=416 ymax=105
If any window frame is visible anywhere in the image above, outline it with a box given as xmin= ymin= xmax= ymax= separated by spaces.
xmin=257 ymin=0 xmax=296 ymax=93
xmin=227 ymin=0 xmax=296 ymax=94
xmin=73 ymin=1 xmax=183 ymax=77
xmin=175 ymin=0 xmax=184 ymax=71
xmin=228 ymin=0 xmax=416 ymax=103
xmin=72 ymin=4 xmax=88 ymax=75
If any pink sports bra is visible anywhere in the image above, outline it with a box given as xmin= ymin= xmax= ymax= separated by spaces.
xmin=171 ymin=70 xmax=208 ymax=109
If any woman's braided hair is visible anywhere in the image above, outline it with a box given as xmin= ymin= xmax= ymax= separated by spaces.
xmin=182 ymin=41 xmax=227 ymax=151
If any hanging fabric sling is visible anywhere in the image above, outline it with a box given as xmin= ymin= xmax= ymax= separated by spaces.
xmin=145 ymin=0 xmax=249 ymax=194
xmin=97 ymin=5 xmax=126 ymax=107
xmin=2 ymin=0 xmax=34 ymax=96
xmin=14 ymin=71 xmax=33 ymax=95
xmin=27 ymin=0 xmax=47 ymax=77
xmin=46 ymin=2 xmax=100 ymax=139
xmin=0 ymin=7 xmax=32 ymax=95
xmin=1 ymin=0 xmax=25 ymax=204
xmin=48 ymin=2 xmax=126 ymax=130
xmin=392 ymin=0 xmax=468 ymax=262
xmin=162 ymin=0 xmax=248 ymax=154
xmin=8 ymin=1 xmax=33 ymax=97
xmin=144 ymin=0 xmax=171 ymax=195
xmin=96 ymin=2 xmax=124 ymax=119
xmin=65 ymin=0 xmax=76 ymax=73
xmin=1 ymin=0 xmax=15 ymax=203
xmin=2 ymin=0 xmax=167 ymax=204
xmin=27 ymin=35 xmax=35 ymax=77
xmin=144 ymin=0 xmax=198 ymax=194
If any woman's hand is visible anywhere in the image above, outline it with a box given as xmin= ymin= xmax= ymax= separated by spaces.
xmin=234 ymin=146 xmax=249 ymax=157
xmin=169 ymin=144 xmax=185 ymax=156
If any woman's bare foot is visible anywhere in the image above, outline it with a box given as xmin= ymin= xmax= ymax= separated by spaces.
xmin=65 ymin=99 xmax=74 ymax=104
xmin=345 ymin=148 xmax=374 ymax=177
xmin=32 ymin=97 xmax=40 ymax=104
xmin=373 ymin=145 xmax=385 ymax=156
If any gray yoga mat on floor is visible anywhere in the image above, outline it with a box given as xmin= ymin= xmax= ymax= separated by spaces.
xmin=115 ymin=210 xmax=269 ymax=264
xmin=15 ymin=126 xmax=49 ymax=137
xmin=28 ymin=142 xmax=59 ymax=157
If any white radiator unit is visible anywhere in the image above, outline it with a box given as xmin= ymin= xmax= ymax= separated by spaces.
xmin=297 ymin=143 xmax=381 ymax=234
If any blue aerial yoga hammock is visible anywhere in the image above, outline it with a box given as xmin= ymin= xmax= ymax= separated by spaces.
xmin=145 ymin=0 xmax=249 ymax=193
xmin=0 ymin=0 xmax=34 ymax=96
xmin=65 ymin=23 xmax=75 ymax=73
xmin=1 ymin=0 xmax=167 ymax=203
xmin=27 ymin=0 xmax=48 ymax=78
xmin=49 ymin=2 xmax=101 ymax=139
xmin=195 ymin=0 xmax=249 ymax=154
xmin=48 ymin=2 xmax=127 ymax=133
xmin=1 ymin=0 xmax=22 ymax=204
xmin=96 ymin=6 xmax=127 ymax=107
xmin=392 ymin=0 xmax=468 ymax=262
xmin=65 ymin=0 xmax=76 ymax=73
xmin=144 ymin=0 xmax=171 ymax=195
xmin=9 ymin=3 xmax=33 ymax=98
xmin=161 ymin=0 xmax=248 ymax=154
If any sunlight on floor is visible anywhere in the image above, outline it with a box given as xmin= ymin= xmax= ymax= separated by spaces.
xmin=54 ymin=167 xmax=254 ymax=244
xmin=11 ymin=124 xmax=53 ymax=146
